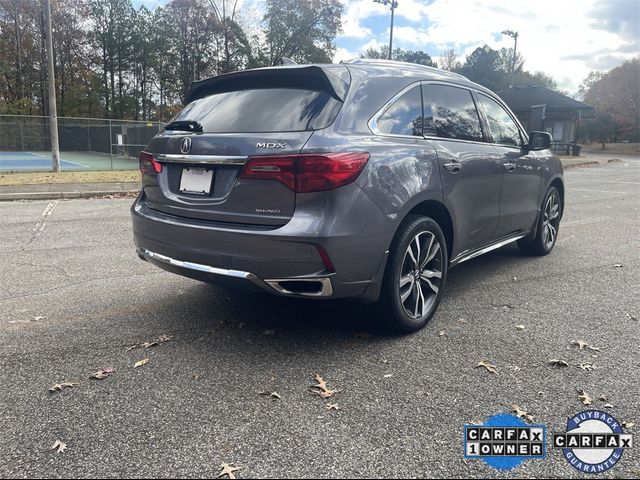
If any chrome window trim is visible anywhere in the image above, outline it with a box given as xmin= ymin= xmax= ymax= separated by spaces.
xmin=154 ymin=153 xmax=247 ymax=165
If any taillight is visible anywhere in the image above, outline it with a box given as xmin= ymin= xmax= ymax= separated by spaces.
xmin=240 ymin=152 xmax=369 ymax=193
xmin=139 ymin=151 xmax=162 ymax=175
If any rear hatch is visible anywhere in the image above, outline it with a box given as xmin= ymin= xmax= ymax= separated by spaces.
xmin=141 ymin=65 xmax=350 ymax=227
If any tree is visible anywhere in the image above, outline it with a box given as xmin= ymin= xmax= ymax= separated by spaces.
xmin=457 ymin=45 xmax=523 ymax=92
xmin=361 ymin=47 xmax=436 ymax=67
xmin=579 ymin=57 xmax=640 ymax=144
xmin=262 ymin=0 xmax=342 ymax=65
xmin=439 ymin=48 xmax=460 ymax=71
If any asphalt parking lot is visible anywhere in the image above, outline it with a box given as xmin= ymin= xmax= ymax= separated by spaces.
xmin=1 ymin=159 xmax=638 ymax=478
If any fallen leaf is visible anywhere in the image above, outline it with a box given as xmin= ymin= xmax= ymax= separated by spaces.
xmin=383 ymin=374 xmax=393 ymax=378
xmin=622 ymin=421 xmax=634 ymax=430
xmin=598 ymin=395 xmax=608 ymax=402
xmin=326 ymin=403 xmax=340 ymax=411
xmin=549 ymin=359 xmax=570 ymax=367
xmin=603 ymin=403 xmax=614 ymax=409
xmin=134 ymin=358 xmax=149 ymax=368
xmin=90 ymin=367 xmax=115 ymax=380
xmin=457 ymin=317 xmax=466 ymax=323
xmin=626 ymin=313 xmax=638 ymax=321
xmin=511 ymin=405 xmax=534 ymax=423
xmin=475 ymin=360 xmax=498 ymax=375
xmin=127 ymin=334 xmax=172 ymax=351
xmin=51 ymin=440 xmax=67 ymax=454
xmin=310 ymin=374 xmax=339 ymax=399
xmin=579 ymin=390 xmax=593 ymax=406
xmin=613 ymin=263 xmax=624 ymax=268
xmin=438 ymin=330 xmax=446 ymax=337
xmin=572 ymin=340 xmax=601 ymax=352
xmin=578 ymin=363 xmax=597 ymax=371
xmin=493 ymin=304 xmax=514 ymax=311
xmin=218 ymin=463 xmax=241 ymax=479
xmin=49 ymin=382 xmax=79 ymax=393
xmin=515 ymin=325 xmax=526 ymax=330
xmin=259 ymin=391 xmax=281 ymax=400
xmin=142 ymin=334 xmax=172 ymax=348
xmin=262 ymin=330 xmax=276 ymax=336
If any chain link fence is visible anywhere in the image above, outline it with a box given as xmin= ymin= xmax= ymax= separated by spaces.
xmin=0 ymin=115 xmax=163 ymax=171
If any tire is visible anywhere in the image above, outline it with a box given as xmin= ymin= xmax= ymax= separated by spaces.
xmin=518 ymin=186 xmax=562 ymax=256
xmin=380 ymin=214 xmax=448 ymax=333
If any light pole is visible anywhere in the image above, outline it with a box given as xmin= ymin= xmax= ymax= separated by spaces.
xmin=374 ymin=0 xmax=398 ymax=60
xmin=45 ymin=0 xmax=60 ymax=172
xmin=501 ymin=29 xmax=519 ymax=86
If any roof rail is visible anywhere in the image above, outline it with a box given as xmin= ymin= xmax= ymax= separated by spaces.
xmin=344 ymin=58 xmax=468 ymax=80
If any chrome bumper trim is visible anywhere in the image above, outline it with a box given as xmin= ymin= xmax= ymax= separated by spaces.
xmin=137 ymin=248 xmax=334 ymax=297
xmin=139 ymin=248 xmax=258 ymax=280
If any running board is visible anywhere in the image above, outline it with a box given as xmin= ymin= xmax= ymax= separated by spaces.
xmin=450 ymin=233 xmax=528 ymax=266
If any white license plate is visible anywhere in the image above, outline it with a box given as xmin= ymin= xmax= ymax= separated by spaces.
xmin=179 ymin=167 xmax=214 ymax=194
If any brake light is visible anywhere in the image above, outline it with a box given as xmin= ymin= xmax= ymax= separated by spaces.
xmin=139 ymin=151 xmax=162 ymax=175
xmin=240 ymin=152 xmax=369 ymax=193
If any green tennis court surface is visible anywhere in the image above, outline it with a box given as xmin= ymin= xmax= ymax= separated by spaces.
xmin=0 ymin=151 xmax=138 ymax=172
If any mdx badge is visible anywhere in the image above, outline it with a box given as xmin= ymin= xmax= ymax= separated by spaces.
xmin=256 ymin=142 xmax=287 ymax=149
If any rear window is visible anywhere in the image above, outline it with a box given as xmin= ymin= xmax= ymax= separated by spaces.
xmin=171 ymin=88 xmax=342 ymax=133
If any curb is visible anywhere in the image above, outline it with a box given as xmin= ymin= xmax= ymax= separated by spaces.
xmin=562 ymin=161 xmax=600 ymax=169
xmin=0 ymin=189 xmax=140 ymax=202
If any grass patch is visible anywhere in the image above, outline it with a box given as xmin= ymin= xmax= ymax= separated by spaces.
xmin=0 ymin=170 xmax=140 ymax=186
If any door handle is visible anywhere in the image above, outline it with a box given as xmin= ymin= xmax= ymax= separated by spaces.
xmin=503 ymin=162 xmax=516 ymax=172
xmin=443 ymin=161 xmax=462 ymax=173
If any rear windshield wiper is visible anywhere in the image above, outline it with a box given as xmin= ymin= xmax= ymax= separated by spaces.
xmin=164 ymin=120 xmax=203 ymax=133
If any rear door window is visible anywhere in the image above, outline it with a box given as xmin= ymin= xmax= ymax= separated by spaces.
xmin=477 ymin=94 xmax=523 ymax=147
xmin=172 ymin=88 xmax=342 ymax=133
xmin=423 ymin=84 xmax=484 ymax=142
xmin=375 ymin=85 xmax=424 ymax=137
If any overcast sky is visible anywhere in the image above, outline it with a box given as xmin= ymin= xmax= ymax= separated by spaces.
xmin=138 ymin=0 xmax=639 ymax=94
xmin=335 ymin=0 xmax=639 ymax=93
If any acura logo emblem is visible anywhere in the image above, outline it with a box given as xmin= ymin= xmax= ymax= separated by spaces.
xmin=180 ymin=137 xmax=192 ymax=154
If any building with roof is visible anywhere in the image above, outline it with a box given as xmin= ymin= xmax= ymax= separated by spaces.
xmin=498 ymin=85 xmax=596 ymax=153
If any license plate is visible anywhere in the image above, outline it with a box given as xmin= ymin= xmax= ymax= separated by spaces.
xmin=179 ymin=167 xmax=214 ymax=194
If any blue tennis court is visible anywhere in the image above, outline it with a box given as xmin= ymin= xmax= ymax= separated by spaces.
xmin=0 ymin=151 xmax=90 ymax=171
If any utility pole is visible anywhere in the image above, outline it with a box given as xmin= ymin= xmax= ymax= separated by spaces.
xmin=374 ymin=0 xmax=398 ymax=60
xmin=45 ymin=0 xmax=60 ymax=172
xmin=501 ymin=29 xmax=519 ymax=87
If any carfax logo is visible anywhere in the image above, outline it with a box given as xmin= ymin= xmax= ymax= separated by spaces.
xmin=553 ymin=410 xmax=633 ymax=474
xmin=464 ymin=413 xmax=546 ymax=471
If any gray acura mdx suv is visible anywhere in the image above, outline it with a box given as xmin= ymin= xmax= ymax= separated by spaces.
xmin=132 ymin=59 xmax=563 ymax=332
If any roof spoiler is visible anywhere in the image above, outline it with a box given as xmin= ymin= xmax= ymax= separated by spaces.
xmin=185 ymin=65 xmax=350 ymax=104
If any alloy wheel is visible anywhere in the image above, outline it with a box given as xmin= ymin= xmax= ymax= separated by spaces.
xmin=399 ymin=231 xmax=444 ymax=319
xmin=542 ymin=193 xmax=560 ymax=249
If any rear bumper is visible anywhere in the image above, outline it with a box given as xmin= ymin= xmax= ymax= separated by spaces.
xmin=131 ymin=187 xmax=395 ymax=300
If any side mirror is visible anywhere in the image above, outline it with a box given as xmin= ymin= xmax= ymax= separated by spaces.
xmin=527 ymin=131 xmax=552 ymax=151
